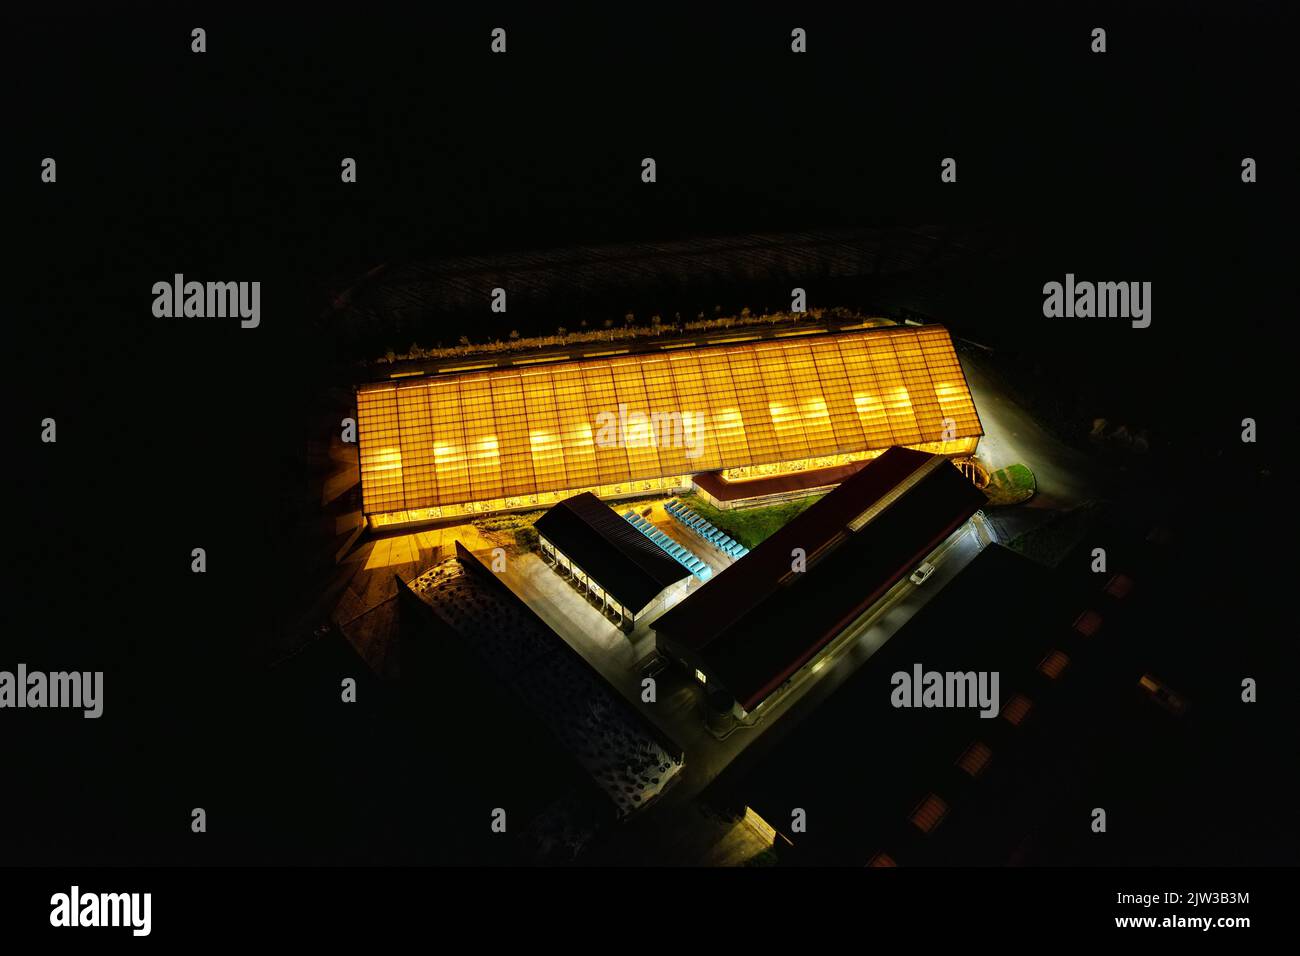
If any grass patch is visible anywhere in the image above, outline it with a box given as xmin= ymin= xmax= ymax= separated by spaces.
xmin=1007 ymin=500 xmax=1105 ymax=568
xmin=472 ymin=512 xmax=543 ymax=553
xmin=676 ymin=493 xmax=823 ymax=549
xmin=984 ymin=463 xmax=1037 ymax=507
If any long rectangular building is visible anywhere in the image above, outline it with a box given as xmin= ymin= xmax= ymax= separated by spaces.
xmin=357 ymin=324 xmax=982 ymax=526
xmin=702 ymin=545 xmax=1061 ymax=866
xmin=653 ymin=446 xmax=988 ymax=715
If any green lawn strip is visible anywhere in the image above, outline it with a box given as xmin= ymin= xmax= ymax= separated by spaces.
xmin=676 ymin=492 xmax=824 ymax=550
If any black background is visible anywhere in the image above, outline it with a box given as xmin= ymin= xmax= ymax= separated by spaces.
xmin=6 ymin=0 xmax=1296 ymax=906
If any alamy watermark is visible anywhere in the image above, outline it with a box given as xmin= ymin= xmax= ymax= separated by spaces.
xmin=1043 ymin=273 xmax=1151 ymax=328
xmin=0 ymin=664 xmax=103 ymax=718
xmin=891 ymin=664 xmax=1000 ymax=718
xmin=594 ymin=403 xmax=706 ymax=460
xmin=152 ymin=274 xmax=260 ymax=328
xmin=50 ymin=886 xmax=150 ymax=936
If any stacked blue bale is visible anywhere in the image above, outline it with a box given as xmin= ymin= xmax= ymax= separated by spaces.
xmin=662 ymin=500 xmax=750 ymax=559
xmin=621 ymin=510 xmax=712 ymax=581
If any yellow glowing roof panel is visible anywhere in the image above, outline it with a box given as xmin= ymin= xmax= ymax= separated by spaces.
xmin=355 ymin=325 xmax=982 ymax=515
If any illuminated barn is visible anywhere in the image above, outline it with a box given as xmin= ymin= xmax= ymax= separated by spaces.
xmin=653 ymin=446 xmax=989 ymax=716
xmin=356 ymin=324 xmax=982 ymax=526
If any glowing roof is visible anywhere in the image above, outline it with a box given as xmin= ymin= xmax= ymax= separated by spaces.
xmin=356 ymin=325 xmax=982 ymax=517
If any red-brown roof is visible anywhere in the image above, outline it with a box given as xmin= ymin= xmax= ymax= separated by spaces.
xmin=692 ymin=460 xmax=869 ymax=503
xmin=654 ymin=447 xmax=986 ymax=710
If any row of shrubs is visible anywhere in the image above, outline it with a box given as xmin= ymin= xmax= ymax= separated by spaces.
xmin=474 ymin=512 xmax=541 ymax=552
xmin=371 ymin=307 xmax=880 ymax=365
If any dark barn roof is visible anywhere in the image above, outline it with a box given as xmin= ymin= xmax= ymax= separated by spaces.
xmin=704 ymin=545 xmax=1061 ymax=866
xmin=654 ymin=447 xmax=987 ymax=710
xmin=534 ymin=492 xmax=690 ymax=613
